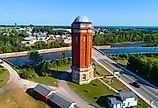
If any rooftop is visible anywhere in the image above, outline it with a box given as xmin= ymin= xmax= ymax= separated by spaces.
xmin=33 ymin=84 xmax=56 ymax=96
xmin=118 ymin=91 xmax=137 ymax=101
xmin=108 ymin=96 xmax=122 ymax=105
xmin=73 ymin=16 xmax=90 ymax=23
xmin=48 ymin=92 xmax=75 ymax=108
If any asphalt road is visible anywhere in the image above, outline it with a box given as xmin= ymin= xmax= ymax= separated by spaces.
xmin=92 ymin=48 xmax=158 ymax=108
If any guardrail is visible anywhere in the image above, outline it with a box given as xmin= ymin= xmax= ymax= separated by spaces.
xmin=0 ymin=57 xmax=15 ymax=67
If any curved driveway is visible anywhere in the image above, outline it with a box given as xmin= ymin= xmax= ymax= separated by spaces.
xmin=0 ymin=62 xmax=38 ymax=93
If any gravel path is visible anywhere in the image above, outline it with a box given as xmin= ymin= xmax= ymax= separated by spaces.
xmin=57 ymin=73 xmax=95 ymax=108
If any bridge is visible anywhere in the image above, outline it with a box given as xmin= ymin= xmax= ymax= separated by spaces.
xmin=102 ymin=47 xmax=158 ymax=55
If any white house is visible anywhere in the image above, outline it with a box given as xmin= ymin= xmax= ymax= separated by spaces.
xmin=108 ymin=91 xmax=137 ymax=108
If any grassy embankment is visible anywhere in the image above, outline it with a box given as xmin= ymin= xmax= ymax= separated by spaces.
xmin=108 ymin=41 xmax=145 ymax=45
xmin=0 ymin=69 xmax=9 ymax=88
xmin=68 ymin=62 xmax=149 ymax=108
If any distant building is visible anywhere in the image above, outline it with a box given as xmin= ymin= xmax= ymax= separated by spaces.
xmin=21 ymin=37 xmax=38 ymax=46
xmin=33 ymin=84 xmax=77 ymax=108
xmin=108 ymin=91 xmax=137 ymax=108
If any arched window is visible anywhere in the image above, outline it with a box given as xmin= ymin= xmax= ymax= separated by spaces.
xmin=89 ymin=72 xmax=91 ymax=78
xmin=82 ymin=74 xmax=86 ymax=80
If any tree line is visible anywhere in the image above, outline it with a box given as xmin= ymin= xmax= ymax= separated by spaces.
xmin=127 ymin=55 xmax=158 ymax=81
xmin=0 ymin=34 xmax=70 ymax=54
xmin=93 ymin=28 xmax=158 ymax=46
xmin=32 ymin=26 xmax=70 ymax=35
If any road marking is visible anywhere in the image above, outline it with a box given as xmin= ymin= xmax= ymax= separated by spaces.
xmin=93 ymin=48 xmax=158 ymax=103
xmin=123 ymin=74 xmax=158 ymax=101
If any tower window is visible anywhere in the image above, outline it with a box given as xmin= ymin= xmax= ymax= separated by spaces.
xmin=83 ymin=36 xmax=86 ymax=42
xmin=89 ymin=72 xmax=91 ymax=78
xmin=76 ymin=36 xmax=78 ymax=42
xmin=82 ymin=74 xmax=86 ymax=80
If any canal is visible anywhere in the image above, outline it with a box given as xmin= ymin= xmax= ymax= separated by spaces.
xmin=7 ymin=51 xmax=71 ymax=66
xmin=6 ymin=43 xmax=158 ymax=66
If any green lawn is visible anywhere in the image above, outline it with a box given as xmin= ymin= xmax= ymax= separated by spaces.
xmin=96 ymin=63 xmax=149 ymax=108
xmin=0 ymin=69 xmax=9 ymax=88
xmin=31 ymin=76 xmax=58 ymax=87
xmin=108 ymin=41 xmax=144 ymax=45
xmin=68 ymin=79 xmax=115 ymax=108
xmin=105 ymin=78 xmax=130 ymax=92
xmin=69 ymin=62 xmax=149 ymax=108
xmin=137 ymin=98 xmax=150 ymax=108
xmin=95 ymin=63 xmax=111 ymax=77
xmin=16 ymin=64 xmax=71 ymax=87
xmin=0 ymin=88 xmax=50 ymax=108
xmin=49 ymin=64 xmax=71 ymax=71
xmin=114 ymin=59 xmax=128 ymax=66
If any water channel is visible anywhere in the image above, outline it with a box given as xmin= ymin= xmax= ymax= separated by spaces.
xmin=6 ymin=43 xmax=158 ymax=66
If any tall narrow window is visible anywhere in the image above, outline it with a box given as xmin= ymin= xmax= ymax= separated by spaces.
xmin=76 ymin=36 xmax=78 ymax=42
xmin=89 ymin=72 xmax=91 ymax=78
xmin=83 ymin=36 xmax=87 ymax=67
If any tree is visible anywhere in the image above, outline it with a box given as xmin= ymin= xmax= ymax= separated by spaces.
xmin=62 ymin=52 xmax=67 ymax=65
xmin=21 ymin=68 xmax=38 ymax=79
xmin=55 ymin=59 xmax=60 ymax=71
xmin=36 ymin=61 xmax=48 ymax=76
xmin=27 ymin=51 xmax=43 ymax=68
xmin=34 ymin=41 xmax=47 ymax=49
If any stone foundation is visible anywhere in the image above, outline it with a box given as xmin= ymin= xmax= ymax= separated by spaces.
xmin=72 ymin=65 xmax=94 ymax=85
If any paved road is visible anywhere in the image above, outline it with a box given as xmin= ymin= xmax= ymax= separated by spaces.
xmin=92 ymin=48 xmax=158 ymax=108
xmin=57 ymin=72 xmax=95 ymax=108
xmin=0 ymin=62 xmax=39 ymax=93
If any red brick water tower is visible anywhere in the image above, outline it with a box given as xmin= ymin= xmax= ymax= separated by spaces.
xmin=71 ymin=16 xmax=94 ymax=84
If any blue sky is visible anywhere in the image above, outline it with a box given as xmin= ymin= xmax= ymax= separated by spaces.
xmin=0 ymin=0 xmax=158 ymax=26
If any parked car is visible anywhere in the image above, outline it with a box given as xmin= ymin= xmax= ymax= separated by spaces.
xmin=132 ymin=82 xmax=140 ymax=88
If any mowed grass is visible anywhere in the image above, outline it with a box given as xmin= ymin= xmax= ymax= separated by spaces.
xmin=0 ymin=88 xmax=50 ymax=108
xmin=0 ymin=69 xmax=9 ymax=88
xmin=69 ymin=62 xmax=149 ymax=107
xmin=31 ymin=76 xmax=58 ymax=87
xmin=19 ymin=65 xmax=71 ymax=87
xmin=49 ymin=64 xmax=70 ymax=71
xmin=95 ymin=63 xmax=149 ymax=108
xmin=114 ymin=59 xmax=128 ymax=66
xmin=68 ymin=79 xmax=115 ymax=108
xmin=95 ymin=64 xmax=111 ymax=77
xmin=137 ymin=98 xmax=150 ymax=108
xmin=94 ymin=63 xmax=129 ymax=91
xmin=107 ymin=78 xmax=130 ymax=91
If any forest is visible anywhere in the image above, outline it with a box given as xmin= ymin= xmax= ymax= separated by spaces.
xmin=93 ymin=28 xmax=158 ymax=46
